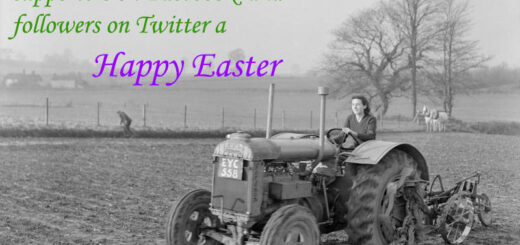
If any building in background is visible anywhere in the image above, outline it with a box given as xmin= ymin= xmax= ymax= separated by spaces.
xmin=3 ymin=70 xmax=43 ymax=88
xmin=49 ymin=72 xmax=88 ymax=89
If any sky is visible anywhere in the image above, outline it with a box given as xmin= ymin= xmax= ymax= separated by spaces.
xmin=0 ymin=0 xmax=519 ymax=74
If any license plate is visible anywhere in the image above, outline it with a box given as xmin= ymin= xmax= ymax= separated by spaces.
xmin=217 ymin=157 xmax=243 ymax=180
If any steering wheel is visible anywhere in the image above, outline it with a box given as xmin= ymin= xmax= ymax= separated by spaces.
xmin=326 ymin=128 xmax=361 ymax=147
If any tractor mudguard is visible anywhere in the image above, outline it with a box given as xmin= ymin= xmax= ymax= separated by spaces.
xmin=344 ymin=140 xmax=429 ymax=181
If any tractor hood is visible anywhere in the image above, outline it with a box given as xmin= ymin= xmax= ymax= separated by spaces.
xmin=213 ymin=132 xmax=337 ymax=161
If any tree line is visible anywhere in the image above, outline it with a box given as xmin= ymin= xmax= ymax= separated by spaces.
xmin=323 ymin=0 xmax=491 ymax=117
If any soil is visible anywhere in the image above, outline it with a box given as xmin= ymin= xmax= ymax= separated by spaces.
xmin=0 ymin=132 xmax=519 ymax=244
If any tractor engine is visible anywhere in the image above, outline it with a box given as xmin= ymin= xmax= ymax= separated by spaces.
xmin=210 ymin=132 xmax=337 ymax=234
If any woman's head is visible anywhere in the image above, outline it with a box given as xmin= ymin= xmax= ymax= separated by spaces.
xmin=351 ymin=95 xmax=370 ymax=115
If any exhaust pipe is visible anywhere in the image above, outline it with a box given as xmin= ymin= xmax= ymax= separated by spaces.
xmin=266 ymin=83 xmax=275 ymax=139
xmin=316 ymin=87 xmax=328 ymax=162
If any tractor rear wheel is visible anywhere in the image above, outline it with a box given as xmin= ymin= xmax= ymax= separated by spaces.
xmin=346 ymin=149 xmax=423 ymax=245
xmin=259 ymin=204 xmax=320 ymax=245
xmin=166 ymin=189 xmax=218 ymax=245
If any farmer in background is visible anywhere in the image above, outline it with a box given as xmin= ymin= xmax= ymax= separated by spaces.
xmin=117 ymin=111 xmax=134 ymax=137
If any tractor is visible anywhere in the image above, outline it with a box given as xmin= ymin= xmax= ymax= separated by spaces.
xmin=165 ymin=85 xmax=431 ymax=245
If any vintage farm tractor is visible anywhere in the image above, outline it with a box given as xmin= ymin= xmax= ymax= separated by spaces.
xmin=165 ymin=85 xmax=489 ymax=245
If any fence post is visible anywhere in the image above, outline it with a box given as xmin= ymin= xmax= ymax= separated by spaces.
xmin=97 ymin=102 xmax=101 ymax=126
xmin=184 ymin=105 xmax=187 ymax=128
xmin=46 ymin=97 xmax=49 ymax=126
xmin=221 ymin=108 xmax=225 ymax=128
xmin=310 ymin=110 xmax=313 ymax=129
xmin=143 ymin=104 xmax=147 ymax=127
xmin=282 ymin=110 xmax=286 ymax=129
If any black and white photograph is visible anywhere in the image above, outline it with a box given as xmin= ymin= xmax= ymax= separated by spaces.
xmin=0 ymin=0 xmax=519 ymax=244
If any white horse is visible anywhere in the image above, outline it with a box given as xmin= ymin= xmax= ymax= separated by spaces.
xmin=433 ymin=110 xmax=449 ymax=132
xmin=412 ymin=109 xmax=424 ymax=125
xmin=422 ymin=105 xmax=449 ymax=132
xmin=422 ymin=106 xmax=434 ymax=132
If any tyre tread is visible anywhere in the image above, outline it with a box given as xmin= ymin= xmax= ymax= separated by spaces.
xmin=346 ymin=149 xmax=420 ymax=245
xmin=260 ymin=204 xmax=320 ymax=245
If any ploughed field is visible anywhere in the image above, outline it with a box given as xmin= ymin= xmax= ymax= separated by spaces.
xmin=0 ymin=132 xmax=519 ymax=244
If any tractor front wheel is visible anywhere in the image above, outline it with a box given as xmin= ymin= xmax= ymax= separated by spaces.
xmin=166 ymin=189 xmax=218 ymax=245
xmin=346 ymin=149 xmax=423 ymax=245
xmin=259 ymin=204 xmax=320 ymax=245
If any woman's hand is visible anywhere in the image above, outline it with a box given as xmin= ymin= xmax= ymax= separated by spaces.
xmin=342 ymin=127 xmax=358 ymax=136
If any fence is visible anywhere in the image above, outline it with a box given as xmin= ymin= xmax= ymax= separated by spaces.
xmin=0 ymin=97 xmax=421 ymax=132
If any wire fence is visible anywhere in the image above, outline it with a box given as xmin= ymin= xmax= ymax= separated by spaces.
xmin=0 ymin=97 xmax=422 ymax=131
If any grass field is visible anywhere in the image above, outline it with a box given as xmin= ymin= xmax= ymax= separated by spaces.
xmin=0 ymin=132 xmax=519 ymax=244
xmin=1 ymin=78 xmax=519 ymax=130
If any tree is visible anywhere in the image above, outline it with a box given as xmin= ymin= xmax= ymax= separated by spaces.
xmin=468 ymin=64 xmax=520 ymax=92
xmin=323 ymin=5 xmax=410 ymax=115
xmin=227 ymin=48 xmax=245 ymax=74
xmin=426 ymin=0 xmax=488 ymax=115
xmin=0 ymin=48 xmax=15 ymax=60
xmin=228 ymin=48 xmax=245 ymax=61
xmin=385 ymin=0 xmax=441 ymax=117
xmin=43 ymin=49 xmax=76 ymax=67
